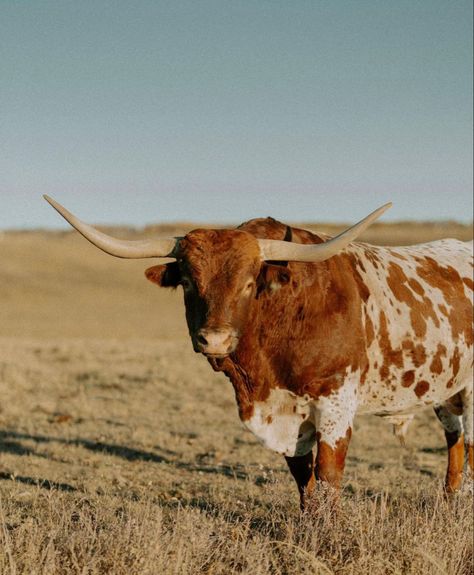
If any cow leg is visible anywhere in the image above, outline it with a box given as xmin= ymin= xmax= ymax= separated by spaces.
xmin=285 ymin=427 xmax=352 ymax=512
xmin=434 ymin=404 xmax=464 ymax=493
xmin=315 ymin=427 xmax=352 ymax=489
xmin=284 ymin=451 xmax=316 ymax=510
xmin=460 ymin=386 xmax=474 ymax=480
xmin=312 ymin=388 xmax=356 ymax=494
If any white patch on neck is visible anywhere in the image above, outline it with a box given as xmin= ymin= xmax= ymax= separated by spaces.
xmin=243 ymin=388 xmax=316 ymax=457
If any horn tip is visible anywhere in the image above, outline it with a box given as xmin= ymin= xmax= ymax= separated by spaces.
xmin=43 ymin=195 xmax=65 ymax=214
xmin=374 ymin=202 xmax=393 ymax=218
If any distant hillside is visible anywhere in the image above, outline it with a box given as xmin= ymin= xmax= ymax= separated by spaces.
xmin=4 ymin=219 xmax=473 ymax=246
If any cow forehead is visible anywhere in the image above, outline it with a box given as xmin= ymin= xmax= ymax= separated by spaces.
xmin=181 ymin=229 xmax=260 ymax=260
xmin=179 ymin=228 xmax=262 ymax=278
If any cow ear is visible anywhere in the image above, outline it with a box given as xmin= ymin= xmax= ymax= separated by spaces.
xmin=145 ymin=262 xmax=181 ymax=288
xmin=257 ymin=263 xmax=291 ymax=295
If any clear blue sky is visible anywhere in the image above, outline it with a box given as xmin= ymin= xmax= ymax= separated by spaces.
xmin=1 ymin=1 xmax=472 ymax=229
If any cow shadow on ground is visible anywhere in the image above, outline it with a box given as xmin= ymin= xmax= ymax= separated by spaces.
xmin=0 ymin=471 xmax=77 ymax=492
xmin=0 ymin=429 xmax=256 ymax=489
xmin=160 ymin=496 xmax=289 ymax=536
xmin=420 ymin=446 xmax=446 ymax=454
xmin=0 ymin=429 xmax=170 ymax=464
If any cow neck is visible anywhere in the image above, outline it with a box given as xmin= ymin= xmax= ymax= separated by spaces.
xmin=208 ymin=251 xmax=367 ymax=421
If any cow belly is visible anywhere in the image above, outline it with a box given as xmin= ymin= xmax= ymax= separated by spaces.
xmin=242 ymin=388 xmax=316 ymax=457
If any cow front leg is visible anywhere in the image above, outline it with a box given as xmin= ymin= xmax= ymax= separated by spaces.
xmin=315 ymin=427 xmax=352 ymax=488
xmin=314 ymin=387 xmax=356 ymax=491
xmin=284 ymin=451 xmax=316 ymax=510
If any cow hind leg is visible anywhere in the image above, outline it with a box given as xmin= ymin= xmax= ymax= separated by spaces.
xmin=434 ymin=403 xmax=464 ymax=493
xmin=459 ymin=386 xmax=474 ymax=480
xmin=285 ymin=451 xmax=316 ymax=511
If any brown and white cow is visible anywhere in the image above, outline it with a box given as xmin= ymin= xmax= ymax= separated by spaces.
xmin=44 ymin=195 xmax=473 ymax=508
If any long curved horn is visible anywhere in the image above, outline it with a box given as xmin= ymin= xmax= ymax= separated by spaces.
xmin=43 ymin=195 xmax=180 ymax=258
xmin=258 ymin=202 xmax=392 ymax=262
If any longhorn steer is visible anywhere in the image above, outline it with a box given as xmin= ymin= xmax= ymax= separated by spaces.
xmin=44 ymin=196 xmax=473 ymax=508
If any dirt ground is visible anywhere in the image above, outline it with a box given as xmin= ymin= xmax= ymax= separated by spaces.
xmin=0 ymin=221 xmax=472 ymax=574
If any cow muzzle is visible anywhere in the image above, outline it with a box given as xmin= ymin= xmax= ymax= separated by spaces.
xmin=195 ymin=328 xmax=239 ymax=358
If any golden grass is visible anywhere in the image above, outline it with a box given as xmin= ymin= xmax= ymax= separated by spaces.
xmin=0 ymin=222 xmax=473 ymax=574
xmin=0 ymin=472 xmax=472 ymax=574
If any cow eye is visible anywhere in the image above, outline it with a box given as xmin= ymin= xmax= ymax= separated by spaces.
xmin=243 ymin=280 xmax=254 ymax=293
xmin=181 ymin=278 xmax=192 ymax=291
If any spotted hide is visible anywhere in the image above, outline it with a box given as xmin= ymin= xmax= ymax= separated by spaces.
xmin=43 ymin=196 xmax=473 ymax=510
xmin=146 ymin=220 xmax=473 ymax=506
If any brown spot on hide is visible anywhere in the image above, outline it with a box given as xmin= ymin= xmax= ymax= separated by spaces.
xmin=414 ymin=380 xmax=430 ymax=398
xmin=390 ymin=251 xmax=408 ymax=261
xmin=438 ymin=304 xmax=449 ymax=316
xmin=378 ymin=311 xmax=403 ymax=380
xmin=449 ymin=347 xmax=461 ymax=380
xmin=402 ymin=370 xmax=415 ymax=387
xmin=402 ymin=340 xmax=427 ymax=367
xmin=387 ymin=261 xmax=440 ymax=338
xmin=416 ymin=257 xmax=473 ymax=346
xmin=265 ymin=415 xmax=273 ymax=424
xmin=349 ymin=261 xmax=370 ymax=302
xmin=365 ymin=312 xmax=375 ymax=347
xmin=462 ymin=276 xmax=474 ymax=291
xmin=301 ymin=376 xmax=345 ymax=399
xmin=408 ymin=278 xmax=425 ymax=296
xmin=430 ymin=343 xmax=447 ymax=375
xmin=379 ymin=365 xmax=389 ymax=379
xmin=364 ymin=249 xmax=380 ymax=269
xmin=356 ymin=257 xmax=366 ymax=273
xmin=360 ymin=362 xmax=369 ymax=384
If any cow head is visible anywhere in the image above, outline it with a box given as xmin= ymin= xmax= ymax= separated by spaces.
xmin=145 ymin=229 xmax=263 ymax=357
xmin=43 ymin=195 xmax=391 ymax=359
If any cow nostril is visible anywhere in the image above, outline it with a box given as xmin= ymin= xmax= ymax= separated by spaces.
xmin=196 ymin=330 xmax=237 ymax=354
xmin=197 ymin=333 xmax=208 ymax=347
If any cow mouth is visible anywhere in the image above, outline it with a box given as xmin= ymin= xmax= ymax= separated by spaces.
xmin=204 ymin=352 xmax=231 ymax=359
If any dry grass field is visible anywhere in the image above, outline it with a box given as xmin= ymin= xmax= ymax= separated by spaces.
xmin=0 ymin=221 xmax=472 ymax=574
